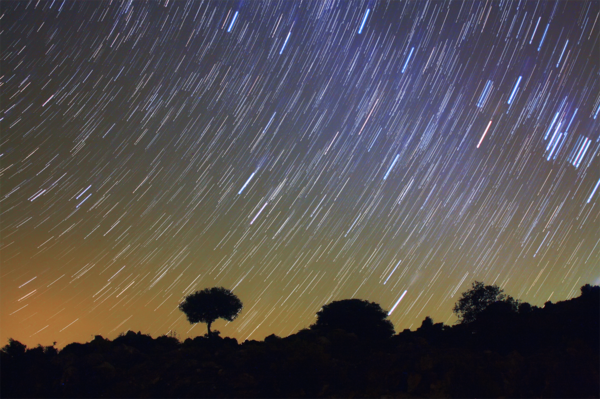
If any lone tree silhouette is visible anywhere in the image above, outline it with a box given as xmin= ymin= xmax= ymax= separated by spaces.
xmin=453 ymin=281 xmax=518 ymax=324
xmin=311 ymin=299 xmax=395 ymax=340
xmin=179 ymin=287 xmax=242 ymax=338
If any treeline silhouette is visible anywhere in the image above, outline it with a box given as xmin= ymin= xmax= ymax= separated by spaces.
xmin=2 ymin=283 xmax=598 ymax=398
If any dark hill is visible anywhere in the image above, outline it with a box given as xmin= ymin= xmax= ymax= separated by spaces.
xmin=2 ymin=286 xmax=598 ymax=398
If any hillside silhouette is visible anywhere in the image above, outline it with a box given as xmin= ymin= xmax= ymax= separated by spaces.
xmin=2 ymin=284 xmax=598 ymax=398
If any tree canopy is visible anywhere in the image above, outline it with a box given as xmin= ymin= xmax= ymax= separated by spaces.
xmin=581 ymin=283 xmax=600 ymax=297
xmin=179 ymin=287 xmax=242 ymax=338
xmin=311 ymin=298 xmax=395 ymax=340
xmin=453 ymin=281 xmax=519 ymax=324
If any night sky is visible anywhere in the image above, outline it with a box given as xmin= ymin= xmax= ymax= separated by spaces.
xmin=2 ymin=0 xmax=599 ymax=349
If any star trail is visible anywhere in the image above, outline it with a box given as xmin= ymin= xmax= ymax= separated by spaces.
xmin=1 ymin=0 xmax=599 ymax=348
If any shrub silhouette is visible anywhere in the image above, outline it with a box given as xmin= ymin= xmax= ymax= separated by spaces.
xmin=581 ymin=283 xmax=600 ymax=297
xmin=453 ymin=281 xmax=518 ymax=324
xmin=311 ymin=299 xmax=394 ymax=340
xmin=419 ymin=316 xmax=434 ymax=329
xmin=470 ymin=300 xmax=520 ymax=348
xmin=179 ymin=287 xmax=242 ymax=338
xmin=518 ymin=301 xmax=535 ymax=314
xmin=1 ymin=338 xmax=27 ymax=358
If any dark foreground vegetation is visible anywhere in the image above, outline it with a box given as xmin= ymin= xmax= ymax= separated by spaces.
xmin=2 ymin=284 xmax=598 ymax=398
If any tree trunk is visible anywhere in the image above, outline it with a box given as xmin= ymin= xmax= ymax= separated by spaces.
xmin=207 ymin=320 xmax=212 ymax=338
